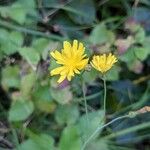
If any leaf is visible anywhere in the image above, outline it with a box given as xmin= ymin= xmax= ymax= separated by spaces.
xmin=59 ymin=126 xmax=81 ymax=150
xmin=0 ymin=0 xmax=37 ymax=24
xmin=16 ymin=134 xmax=54 ymax=150
xmin=32 ymin=38 xmax=49 ymax=55
xmin=19 ymin=47 xmax=40 ymax=67
xmin=32 ymin=38 xmax=57 ymax=60
xmin=68 ymin=0 xmax=96 ymax=25
xmin=9 ymin=99 xmax=34 ymax=122
xmin=77 ymin=111 xmax=104 ymax=142
xmin=119 ymin=48 xmax=135 ymax=63
xmin=82 ymin=68 xmax=98 ymax=83
xmin=0 ymin=30 xmax=23 ymax=55
xmin=33 ymin=85 xmax=56 ymax=113
xmin=0 ymin=29 xmax=9 ymax=42
xmin=50 ymin=87 xmax=73 ymax=104
xmin=89 ymin=23 xmax=115 ymax=45
xmin=21 ymin=72 xmax=36 ymax=97
xmin=133 ymin=47 xmax=149 ymax=61
xmin=55 ymin=104 xmax=79 ymax=125
xmin=135 ymin=26 xmax=145 ymax=44
xmin=87 ymin=140 xmax=108 ymax=150
xmin=143 ymin=36 xmax=150 ymax=55
xmin=9 ymin=3 xmax=27 ymax=24
xmin=105 ymin=66 xmax=120 ymax=81
xmin=1 ymin=65 xmax=20 ymax=90
xmin=51 ymin=13 xmax=84 ymax=39
xmin=17 ymin=139 xmax=38 ymax=150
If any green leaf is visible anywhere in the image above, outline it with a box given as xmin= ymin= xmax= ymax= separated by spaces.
xmin=135 ymin=26 xmax=145 ymax=44
xmin=0 ymin=28 xmax=9 ymax=42
xmin=33 ymin=85 xmax=56 ymax=113
xmin=9 ymin=99 xmax=34 ymax=122
xmin=105 ymin=66 xmax=120 ymax=81
xmin=77 ymin=111 xmax=104 ymax=142
xmin=89 ymin=23 xmax=115 ymax=45
xmin=119 ymin=48 xmax=135 ymax=63
xmin=21 ymin=72 xmax=36 ymax=97
xmin=82 ymin=68 xmax=98 ymax=83
xmin=0 ymin=0 xmax=37 ymax=24
xmin=16 ymin=134 xmax=54 ymax=150
xmin=9 ymin=3 xmax=27 ymax=24
xmin=55 ymin=104 xmax=79 ymax=125
xmin=87 ymin=140 xmax=108 ymax=150
xmin=1 ymin=65 xmax=20 ymax=90
xmin=10 ymin=31 xmax=24 ymax=47
xmin=143 ymin=37 xmax=150 ymax=55
xmin=17 ymin=139 xmax=38 ymax=150
xmin=0 ymin=7 xmax=9 ymax=18
xmin=59 ymin=126 xmax=81 ymax=150
xmin=51 ymin=12 xmax=84 ymax=39
xmin=50 ymin=87 xmax=73 ymax=104
xmin=19 ymin=47 xmax=40 ymax=67
xmin=32 ymin=38 xmax=55 ymax=60
xmin=133 ymin=47 xmax=149 ymax=61
xmin=0 ymin=30 xmax=23 ymax=55
xmin=32 ymin=38 xmax=49 ymax=55
xmin=68 ymin=0 xmax=96 ymax=25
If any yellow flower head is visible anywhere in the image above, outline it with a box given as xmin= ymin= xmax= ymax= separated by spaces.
xmin=90 ymin=53 xmax=117 ymax=74
xmin=50 ymin=40 xmax=89 ymax=83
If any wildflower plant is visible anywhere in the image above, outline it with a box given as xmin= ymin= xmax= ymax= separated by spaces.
xmin=50 ymin=40 xmax=147 ymax=150
xmin=90 ymin=53 xmax=118 ymax=115
xmin=1 ymin=1 xmax=150 ymax=150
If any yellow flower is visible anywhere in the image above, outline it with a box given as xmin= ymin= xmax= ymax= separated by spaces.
xmin=90 ymin=53 xmax=117 ymax=74
xmin=50 ymin=40 xmax=89 ymax=83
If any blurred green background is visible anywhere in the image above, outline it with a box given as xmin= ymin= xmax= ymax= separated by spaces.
xmin=0 ymin=0 xmax=150 ymax=150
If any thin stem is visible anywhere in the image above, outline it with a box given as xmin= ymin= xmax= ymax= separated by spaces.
xmin=82 ymin=81 xmax=89 ymax=124
xmin=0 ymin=19 xmax=63 ymax=41
xmin=74 ymin=92 xmax=102 ymax=102
xmin=81 ymin=114 xmax=129 ymax=150
xmin=103 ymin=121 xmax=150 ymax=140
xmin=103 ymin=75 xmax=107 ymax=115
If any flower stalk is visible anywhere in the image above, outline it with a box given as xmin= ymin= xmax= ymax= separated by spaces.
xmin=103 ymin=75 xmax=107 ymax=116
xmin=82 ymin=80 xmax=89 ymax=124
xmin=81 ymin=106 xmax=150 ymax=150
xmin=81 ymin=114 xmax=129 ymax=150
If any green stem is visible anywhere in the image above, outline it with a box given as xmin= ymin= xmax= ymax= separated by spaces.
xmin=103 ymin=75 xmax=107 ymax=115
xmin=0 ymin=19 xmax=63 ymax=41
xmin=103 ymin=121 xmax=150 ymax=140
xmin=82 ymin=81 xmax=89 ymax=124
xmin=81 ymin=114 xmax=129 ymax=150
xmin=74 ymin=92 xmax=102 ymax=102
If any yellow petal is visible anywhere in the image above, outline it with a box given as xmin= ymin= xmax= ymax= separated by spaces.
xmin=57 ymin=75 xmax=66 ymax=83
xmin=74 ymin=68 xmax=80 ymax=74
xmin=72 ymin=40 xmax=78 ymax=53
xmin=62 ymin=41 xmax=71 ymax=57
xmin=51 ymin=51 xmax=64 ymax=61
xmin=63 ymin=41 xmax=71 ymax=50
xmin=77 ymin=58 xmax=88 ymax=70
xmin=50 ymin=66 xmax=64 ymax=76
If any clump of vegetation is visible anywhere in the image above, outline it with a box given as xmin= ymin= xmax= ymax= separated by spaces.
xmin=0 ymin=0 xmax=150 ymax=150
